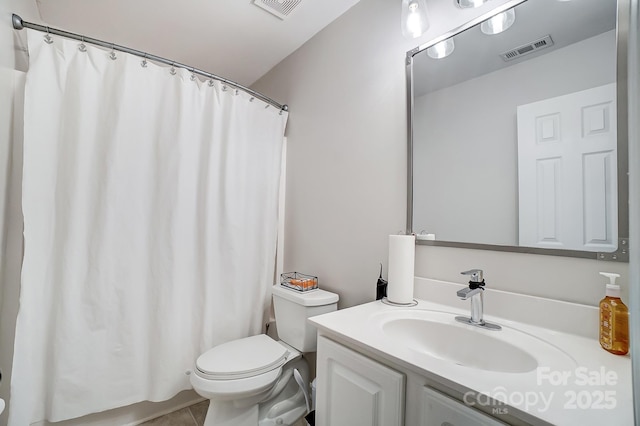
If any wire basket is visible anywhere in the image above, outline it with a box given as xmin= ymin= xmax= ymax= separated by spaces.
xmin=280 ymin=272 xmax=318 ymax=292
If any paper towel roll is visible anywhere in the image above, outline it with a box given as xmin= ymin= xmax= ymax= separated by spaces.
xmin=387 ymin=234 xmax=415 ymax=304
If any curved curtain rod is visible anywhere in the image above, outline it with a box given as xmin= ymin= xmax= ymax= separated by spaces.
xmin=11 ymin=14 xmax=288 ymax=112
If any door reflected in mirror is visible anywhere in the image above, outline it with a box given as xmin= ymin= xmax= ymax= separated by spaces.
xmin=409 ymin=0 xmax=627 ymax=257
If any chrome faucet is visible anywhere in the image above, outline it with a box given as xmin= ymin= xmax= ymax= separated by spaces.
xmin=455 ymin=269 xmax=501 ymax=331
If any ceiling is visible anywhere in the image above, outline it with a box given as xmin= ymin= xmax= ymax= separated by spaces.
xmin=33 ymin=0 xmax=361 ymax=87
xmin=413 ymin=0 xmax=617 ymax=96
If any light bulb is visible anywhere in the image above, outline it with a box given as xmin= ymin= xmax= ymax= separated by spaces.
xmin=481 ymin=8 xmax=516 ymax=35
xmin=402 ymin=0 xmax=429 ymax=39
xmin=426 ymin=38 xmax=455 ymax=59
xmin=407 ymin=7 xmax=422 ymax=37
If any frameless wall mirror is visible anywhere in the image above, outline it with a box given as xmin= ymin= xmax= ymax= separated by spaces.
xmin=407 ymin=0 xmax=629 ymax=261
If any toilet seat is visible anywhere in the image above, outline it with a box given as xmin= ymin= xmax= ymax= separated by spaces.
xmin=192 ymin=335 xmax=296 ymax=398
xmin=195 ymin=334 xmax=289 ymax=380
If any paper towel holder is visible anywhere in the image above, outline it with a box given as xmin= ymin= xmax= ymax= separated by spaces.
xmin=386 ymin=233 xmax=417 ymax=306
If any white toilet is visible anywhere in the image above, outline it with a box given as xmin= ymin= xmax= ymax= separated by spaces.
xmin=190 ymin=284 xmax=339 ymax=426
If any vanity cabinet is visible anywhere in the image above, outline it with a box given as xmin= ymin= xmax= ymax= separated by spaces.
xmin=315 ymin=335 xmax=405 ymax=426
xmin=316 ymin=334 xmax=515 ymax=426
xmin=311 ymin=294 xmax=633 ymax=425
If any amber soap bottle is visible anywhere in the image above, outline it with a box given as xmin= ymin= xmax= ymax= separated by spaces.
xmin=599 ymin=272 xmax=629 ymax=355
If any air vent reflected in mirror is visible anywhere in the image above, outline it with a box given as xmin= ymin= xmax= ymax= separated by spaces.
xmin=500 ymin=35 xmax=554 ymax=62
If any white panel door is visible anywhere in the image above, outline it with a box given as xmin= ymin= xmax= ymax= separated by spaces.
xmin=315 ymin=336 xmax=405 ymax=426
xmin=517 ymin=83 xmax=617 ymax=251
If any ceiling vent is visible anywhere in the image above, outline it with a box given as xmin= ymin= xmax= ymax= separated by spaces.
xmin=253 ymin=0 xmax=302 ymax=20
xmin=500 ymin=35 xmax=554 ymax=62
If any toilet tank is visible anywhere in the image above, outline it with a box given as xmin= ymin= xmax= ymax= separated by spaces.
xmin=272 ymin=285 xmax=339 ymax=352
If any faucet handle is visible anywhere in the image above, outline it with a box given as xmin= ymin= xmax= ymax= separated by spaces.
xmin=461 ymin=269 xmax=484 ymax=284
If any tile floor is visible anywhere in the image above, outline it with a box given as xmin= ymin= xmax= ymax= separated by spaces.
xmin=140 ymin=400 xmax=208 ymax=426
xmin=140 ymin=400 xmax=307 ymax=426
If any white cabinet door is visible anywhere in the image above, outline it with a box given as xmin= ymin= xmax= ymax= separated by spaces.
xmin=517 ymin=83 xmax=617 ymax=251
xmin=420 ymin=387 xmax=507 ymax=426
xmin=316 ymin=335 xmax=405 ymax=426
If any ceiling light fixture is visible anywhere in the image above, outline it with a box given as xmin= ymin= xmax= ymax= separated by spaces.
xmin=457 ymin=0 xmax=488 ymax=8
xmin=401 ymin=0 xmax=429 ymax=39
xmin=480 ymin=8 xmax=516 ymax=35
xmin=426 ymin=38 xmax=455 ymax=59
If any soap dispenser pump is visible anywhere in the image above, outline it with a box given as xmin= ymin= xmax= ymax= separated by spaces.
xmin=598 ymin=272 xmax=629 ymax=355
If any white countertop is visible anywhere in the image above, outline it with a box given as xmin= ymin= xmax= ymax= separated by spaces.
xmin=309 ymin=284 xmax=633 ymax=426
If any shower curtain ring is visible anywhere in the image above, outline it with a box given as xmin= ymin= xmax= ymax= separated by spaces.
xmin=78 ymin=36 xmax=87 ymax=52
xmin=141 ymin=53 xmax=148 ymax=68
xmin=190 ymin=68 xmax=196 ymax=81
xmin=44 ymin=27 xmax=53 ymax=44
xmin=208 ymin=79 xmax=215 ymax=87
xmin=170 ymin=62 xmax=177 ymax=75
xmin=109 ymin=43 xmax=117 ymax=60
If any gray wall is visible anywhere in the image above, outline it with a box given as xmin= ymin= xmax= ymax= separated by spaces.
xmin=252 ymin=0 xmax=628 ymax=309
xmin=413 ymin=30 xmax=616 ymax=245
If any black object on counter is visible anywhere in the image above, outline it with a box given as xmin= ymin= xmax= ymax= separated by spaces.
xmin=376 ymin=263 xmax=388 ymax=300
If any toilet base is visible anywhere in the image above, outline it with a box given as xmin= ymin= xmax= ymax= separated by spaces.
xmin=258 ymin=358 xmax=308 ymax=426
xmin=202 ymin=357 xmax=309 ymax=426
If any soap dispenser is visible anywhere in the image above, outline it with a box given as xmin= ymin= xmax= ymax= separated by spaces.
xmin=376 ymin=263 xmax=388 ymax=300
xmin=598 ymin=272 xmax=629 ymax=355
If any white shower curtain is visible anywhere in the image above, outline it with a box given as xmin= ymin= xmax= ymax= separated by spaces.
xmin=10 ymin=30 xmax=287 ymax=425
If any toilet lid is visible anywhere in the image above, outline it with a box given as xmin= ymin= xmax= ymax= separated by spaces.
xmin=195 ymin=334 xmax=289 ymax=380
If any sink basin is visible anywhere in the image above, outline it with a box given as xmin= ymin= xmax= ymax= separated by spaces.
xmin=376 ymin=309 xmax=575 ymax=373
